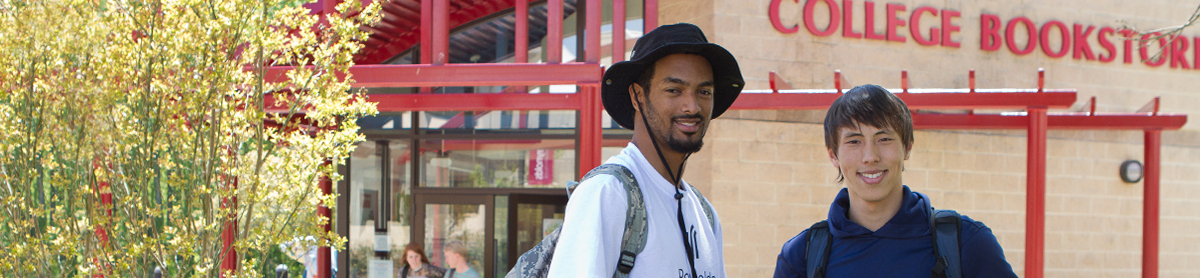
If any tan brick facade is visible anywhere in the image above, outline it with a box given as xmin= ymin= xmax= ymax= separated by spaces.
xmin=660 ymin=0 xmax=1200 ymax=277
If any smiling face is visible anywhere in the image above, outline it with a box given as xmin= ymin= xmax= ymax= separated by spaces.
xmin=828 ymin=122 xmax=910 ymax=205
xmin=630 ymin=53 xmax=715 ymax=154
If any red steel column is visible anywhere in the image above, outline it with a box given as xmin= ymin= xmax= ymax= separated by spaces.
xmin=318 ymin=159 xmax=333 ymax=278
xmin=579 ymin=84 xmax=602 ymax=178
xmin=613 ymin=0 xmax=626 ymax=62
xmin=585 ymin=0 xmax=601 ymax=63
xmin=432 ymin=0 xmax=449 ymax=65
xmin=1143 ymin=129 xmax=1161 ymax=278
xmin=548 ymin=0 xmax=563 ymax=63
xmin=1025 ymin=107 xmax=1048 ymax=278
xmin=221 ymin=177 xmax=238 ymax=277
xmin=645 ymin=0 xmax=658 ymax=32
xmin=419 ymin=0 xmax=433 ymax=94
xmin=419 ymin=0 xmax=432 ymax=64
xmin=516 ymin=0 xmax=529 ymax=64
xmin=94 ymin=164 xmax=112 ymax=278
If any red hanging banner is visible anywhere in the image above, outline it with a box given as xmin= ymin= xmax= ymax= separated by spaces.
xmin=528 ymin=149 xmax=554 ymax=185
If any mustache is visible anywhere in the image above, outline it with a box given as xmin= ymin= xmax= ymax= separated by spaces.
xmin=671 ymin=114 xmax=703 ymax=121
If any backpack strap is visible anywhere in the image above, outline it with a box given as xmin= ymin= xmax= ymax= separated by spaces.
xmin=687 ymin=184 xmax=717 ymax=234
xmin=930 ymin=208 xmax=962 ymax=278
xmin=570 ymin=164 xmax=647 ymax=278
xmin=804 ymin=220 xmax=833 ymax=278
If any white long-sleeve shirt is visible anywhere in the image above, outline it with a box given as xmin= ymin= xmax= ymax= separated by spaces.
xmin=547 ymin=143 xmax=725 ymax=278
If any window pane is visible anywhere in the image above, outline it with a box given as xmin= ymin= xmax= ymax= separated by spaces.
xmin=358 ymin=112 xmax=414 ymax=130
xmin=420 ymin=110 xmax=578 ymax=130
xmin=424 ymin=203 xmax=487 ymax=277
xmin=349 ymin=142 xmax=381 ymax=278
xmin=419 ymin=139 xmax=576 ymax=188
xmin=348 ymin=141 xmax=413 ymax=278
xmin=387 ymin=141 xmax=413 ymax=263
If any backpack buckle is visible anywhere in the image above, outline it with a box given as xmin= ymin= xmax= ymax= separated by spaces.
xmin=617 ymin=251 xmax=637 ymax=274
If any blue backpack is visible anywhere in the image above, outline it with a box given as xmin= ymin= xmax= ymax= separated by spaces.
xmin=805 ymin=207 xmax=962 ymax=278
xmin=505 ymin=164 xmax=715 ymax=278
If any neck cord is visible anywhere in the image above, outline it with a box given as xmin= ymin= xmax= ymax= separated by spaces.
xmin=635 ymin=96 xmax=699 ymax=278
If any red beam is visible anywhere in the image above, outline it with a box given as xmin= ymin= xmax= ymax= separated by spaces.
xmin=264 ymin=63 xmax=603 ymax=87
xmin=911 ymin=113 xmax=1188 ymax=130
xmin=1025 ymin=107 xmax=1048 ymax=278
xmin=371 ymin=93 xmax=582 ymax=112
xmin=732 ymin=90 xmax=1077 ymax=110
xmin=1143 ymin=129 xmax=1161 ymax=278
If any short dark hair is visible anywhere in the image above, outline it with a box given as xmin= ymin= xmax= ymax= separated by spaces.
xmin=824 ymin=84 xmax=914 ymax=181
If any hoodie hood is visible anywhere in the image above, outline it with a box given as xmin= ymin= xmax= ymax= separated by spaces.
xmin=828 ymin=185 xmax=933 ymax=239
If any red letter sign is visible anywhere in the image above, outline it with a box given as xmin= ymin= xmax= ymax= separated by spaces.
xmin=1097 ymin=27 xmax=1117 ymax=62
xmin=980 ymin=13 xmax=1002 ymax=51
xmin=770 ymin=0 xmax=800 ymax=34
xmin=804 ymin=0 xmax=840 ymax=36
xmin=910 ymin=6 xmax=940 ymax=45
xmin=940 ymin=9 xmax=961 ymax=47
xmin=1072 ymin=24 xmax=1096 ymax=60
xmin=1039 ymin=20 xmax=1070 ymax=58
xmin=885 ymin=3 xmax=907 ymax=42
xmin=1006 ymin=17 xmax=1038 ymax=55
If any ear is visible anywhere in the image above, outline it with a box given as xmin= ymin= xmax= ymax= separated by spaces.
xmin=827 ymin=148 xmax=839 ymax=168
xmin=903 ymin=144 xmax=912 ymax=160
xmin=628 ymin=83 xmax=644 ymax=112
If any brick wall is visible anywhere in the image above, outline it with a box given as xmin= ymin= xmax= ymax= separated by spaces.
xmin=683 ymin=119 xmax=1200 ymax=277
xmin=655 ymin=0 xmax=1200 ymax=276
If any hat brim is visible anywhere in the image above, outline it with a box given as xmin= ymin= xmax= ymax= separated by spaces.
xmin=602 ymin=43 xmax=744 ymax=130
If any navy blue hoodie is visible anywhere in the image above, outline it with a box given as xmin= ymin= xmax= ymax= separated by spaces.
xmin=774 ymin=186 xmax=1017 ymax=278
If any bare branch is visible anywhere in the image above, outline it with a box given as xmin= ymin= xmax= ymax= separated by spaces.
xmin=1119 ymin=3 xmax=1200 ymax=62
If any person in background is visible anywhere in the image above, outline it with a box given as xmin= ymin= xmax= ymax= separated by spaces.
xmin=442 ymin=241 xmax=481 ymax=278
xmin=400 ymin=243 xmax=445 ymax=278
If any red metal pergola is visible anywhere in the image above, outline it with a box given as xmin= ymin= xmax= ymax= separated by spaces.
xmin=258 ymin=1 xmax=1186 ymax=278
xmin=756 ymin=69 xmax=1185 ymax=278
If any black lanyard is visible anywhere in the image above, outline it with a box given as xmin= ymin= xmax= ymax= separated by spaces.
xmin=675 ymin=187 xmax=699 ymax=278
xmin=635 ymin=97 xmax=699 ymax=278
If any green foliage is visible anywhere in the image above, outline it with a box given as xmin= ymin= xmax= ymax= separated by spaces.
xmin=0 ymin=0 xmax=382 ymax=277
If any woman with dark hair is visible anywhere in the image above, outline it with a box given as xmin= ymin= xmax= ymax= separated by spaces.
xmin=399 ymin=243 xmax=445 ymax=278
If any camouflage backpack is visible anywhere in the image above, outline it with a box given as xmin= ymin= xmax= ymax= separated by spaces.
xmin=505 ymin=164 xmax=715 ymax=278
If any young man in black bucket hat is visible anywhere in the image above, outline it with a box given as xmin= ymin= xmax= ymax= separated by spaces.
xmin=546 ymin=23 xmax=743 ymax=277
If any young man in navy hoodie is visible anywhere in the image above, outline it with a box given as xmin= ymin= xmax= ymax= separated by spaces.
xmin=773 ymin=84 xmax=1017 ymax=278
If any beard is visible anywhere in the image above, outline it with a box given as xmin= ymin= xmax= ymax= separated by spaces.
xmin=642 ymin=99 xmax=707 ymax=153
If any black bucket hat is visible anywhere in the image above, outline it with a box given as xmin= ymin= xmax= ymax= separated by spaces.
xmin=602 ymin=23 xmax=745 ymax=130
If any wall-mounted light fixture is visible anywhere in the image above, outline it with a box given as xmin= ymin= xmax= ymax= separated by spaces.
xmin=1120 ymin=160 xmax=1143 ymax=183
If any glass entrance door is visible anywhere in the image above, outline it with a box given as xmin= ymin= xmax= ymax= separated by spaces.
xmin=414 ymin=194 xmax=494 ymax=278
xmin=504 ymin=194 xmax=568 ymax=270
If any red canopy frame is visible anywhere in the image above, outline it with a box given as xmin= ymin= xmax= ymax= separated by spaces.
xmin=265 ymin=1 xmax=1188 ymax=278
xmin=750 ymin=69 xmax=1185 ymax=278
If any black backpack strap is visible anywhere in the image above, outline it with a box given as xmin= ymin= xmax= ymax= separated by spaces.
xmin=930 ymin=208 xmax=962 ymax=278
xmin=805 ymin=220 xmax=833 ymax=278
